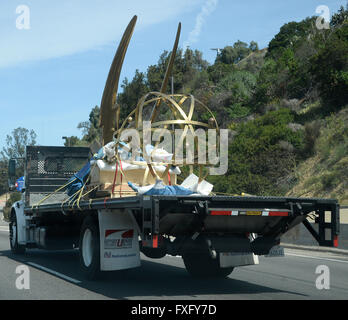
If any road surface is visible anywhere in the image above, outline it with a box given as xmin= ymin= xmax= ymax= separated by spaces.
xmin=0 ymin=214 xmax=347 ymax=300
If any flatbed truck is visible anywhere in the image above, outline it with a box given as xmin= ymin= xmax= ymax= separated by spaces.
xmin=7 ymin=146 xmax=340 ymax=280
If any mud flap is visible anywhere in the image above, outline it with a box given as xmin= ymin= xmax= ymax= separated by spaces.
xmin=219 ymin=252 xmax=259 ymax=268
xmin=219 ymin=233 xmax=259 ymax=268
xmin=98 ymin=209 xmax=140 ymax=271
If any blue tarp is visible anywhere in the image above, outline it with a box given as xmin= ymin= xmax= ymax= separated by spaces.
xmin=128 ymin=181 xmax=193 ymax=196
xmin=66 ymin=161 xmax=91 ymax=197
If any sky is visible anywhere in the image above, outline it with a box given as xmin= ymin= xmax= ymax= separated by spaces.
xmin=0 ymin=0 xmax=346 ymax=150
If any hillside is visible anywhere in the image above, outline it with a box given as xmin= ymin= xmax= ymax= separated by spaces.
xmin=287 ymin=106 xmax=348 ymax=204
xmin=235 ymin=48 xmax=267 ymax=72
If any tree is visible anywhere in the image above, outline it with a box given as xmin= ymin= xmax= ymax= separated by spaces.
xmin=64 ymin=106 xmax=103 ymax=148
xmin=0 ymin=127 xmax=37 ymax=193
xmin=249 ymin=41 xmax=259 ymax=52
xmin=216 ymin=41 xmax=257 ymax=65
xmin=266 ymin=17 xmax=316 ymax=59
xmin=192 ymin=49 xmax=209 ymax=71
xmin=207 ymin=62 xmax=235 ymax=84
xmin=216 ymin=46 xmax=234 ymax=65
xmin=233 ymin=40 xmax=251 ymax=63
xmin=146 ymin=49 xmax=184 ymax=92
xmin=0 ymin=160 xmax=8 ymax=195
xmin=1 ymin=127 xmax=37 ymax=161
xmin=117 ymin=70 xmax=149 ymax=124
xmin=77 ymin=105 xmax=101 ymax=144
xmin=62 ymin=136 xmax=85 ymax=147
xmin=209 ymin=70 xmax=256 ymax=124
xmin=310 ymin=23 xmax=348 ymax=109
xmin=146 ymin=48 xmax=209 ymax=94
xmin=330 ymin=4 xmax=348 ymax=28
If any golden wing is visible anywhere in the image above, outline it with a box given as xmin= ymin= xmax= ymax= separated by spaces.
xmin=100 ymin=15 xmax=137 ymax=144
xmin=150 ymin=22 xmax=181 ymax=122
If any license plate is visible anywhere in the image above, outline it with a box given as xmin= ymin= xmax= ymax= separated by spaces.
xmin=265 ymin=245 xmax=284 ymax=257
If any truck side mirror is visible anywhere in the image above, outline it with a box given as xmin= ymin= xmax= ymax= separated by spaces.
xmin=8 ymin=159 xmax=16 ymax=177
xmin=8 ymin=159 xmax=16 ymax=191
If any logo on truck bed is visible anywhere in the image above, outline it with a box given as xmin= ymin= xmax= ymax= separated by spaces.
xmin=104 ymin=229 xmax=134 ymax=249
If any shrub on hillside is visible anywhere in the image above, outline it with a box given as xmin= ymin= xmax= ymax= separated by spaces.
xmin=208 ymin=109 xmax=305 ymax=196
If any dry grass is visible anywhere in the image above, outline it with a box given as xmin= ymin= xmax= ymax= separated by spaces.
xmin=287 ymin=107 xmax=348 ymax=205
xmin=0 ymin=193 xmax=10 ymax=202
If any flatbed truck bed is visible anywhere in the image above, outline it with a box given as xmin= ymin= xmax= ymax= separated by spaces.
xmin=24 ymin=194 xmax=340 ymax=250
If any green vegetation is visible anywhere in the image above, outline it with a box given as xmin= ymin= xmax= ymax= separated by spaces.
xmin=2 ymin=192 xmax=22 ymax=222
xmin=209 ymin=108 xmax=303 ymax=196
xmin=287 ymin=107 xmax=348 ymax=203
xmin=310 ymin=23 xmax=348 ymax=109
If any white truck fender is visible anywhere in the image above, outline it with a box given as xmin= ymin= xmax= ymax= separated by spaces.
xmin=98 ymin=209 xmax=141 ymax=271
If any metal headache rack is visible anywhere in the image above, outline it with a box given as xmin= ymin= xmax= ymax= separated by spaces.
xmin=25 ymin=146 xmax=91 ymax=206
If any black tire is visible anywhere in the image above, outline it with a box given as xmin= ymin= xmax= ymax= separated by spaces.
xmin=79 ymin=215 xmax=101 ymax=280
xmin=140 ymin=241 xmax=167 ymax=259
xmin=9 ymin=211 xmax=26 ymax=254
xmin=182 ymin=251 xmax=234 ymax=278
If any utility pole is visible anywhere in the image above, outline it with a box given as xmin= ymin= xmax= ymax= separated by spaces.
xmin=211 ymin=48 xmax=222 ymax=58
xmin=171 ymin=76 xmax=174 ymax=96
xmin=171 ymin=75 xmax=175 ymax=153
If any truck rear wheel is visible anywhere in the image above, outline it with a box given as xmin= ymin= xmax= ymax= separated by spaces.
xmin=182 ymin=251 xmax=234 ymax=278
xmin=9 ymin=211 xmax=26 ymax=254
xmin=79 ymin=215 xmax=100 ymax=280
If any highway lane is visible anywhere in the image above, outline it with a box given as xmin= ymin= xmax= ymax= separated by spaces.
xmin=0 ymin=223 xmax=348 ymax=300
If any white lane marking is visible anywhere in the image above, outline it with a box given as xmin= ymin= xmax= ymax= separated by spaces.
xmin=169 ymin=252 xmax=348 ymax=264
xmin=166 ymin=254 xmax=181 ymax=258
xmin=0 ymin=226 xmax=9 ymax=232
xmin=286 ymin=252 xmax=348 ymax=264
xmin=27 ymin=262 xmax=82 ymax=284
